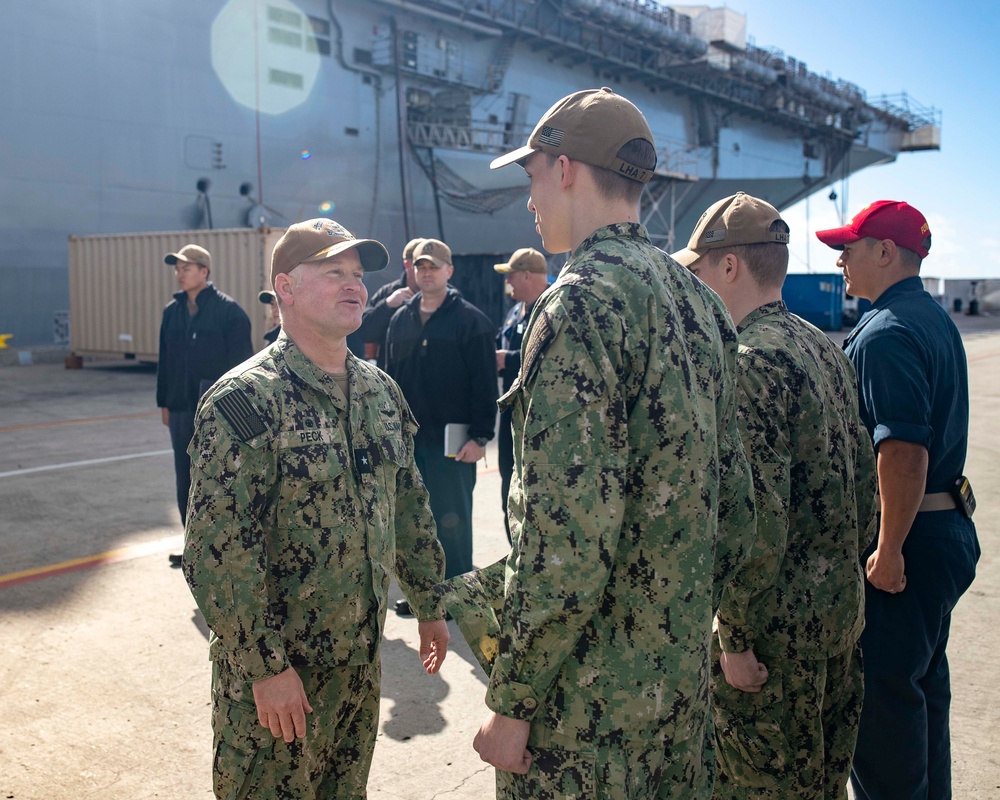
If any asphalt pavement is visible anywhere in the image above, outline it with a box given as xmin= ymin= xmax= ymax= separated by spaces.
xmin=1 ymin=314 xmax=998 ymax=798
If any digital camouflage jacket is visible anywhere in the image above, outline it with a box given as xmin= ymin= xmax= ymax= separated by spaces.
xmin=183 ymin=334 xmax=445 ymax=683
xmin=486 ymin=223 xmax=756 ymax=744
xmin=717 ymin=301 xmax=877 ymax=660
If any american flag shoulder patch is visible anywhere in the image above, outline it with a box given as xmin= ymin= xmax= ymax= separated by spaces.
xmin=215 ymin=387 xmax=269 ymax=442
xmin=538 ymin=126 xmax=565 ymax=147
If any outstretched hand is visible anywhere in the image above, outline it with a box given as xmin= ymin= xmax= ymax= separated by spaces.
xmin=418 ymin=619 xmax=450 ymax=674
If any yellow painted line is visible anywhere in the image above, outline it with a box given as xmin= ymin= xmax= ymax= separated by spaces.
xmin=0 ymin=534 xmax=182 ymax=590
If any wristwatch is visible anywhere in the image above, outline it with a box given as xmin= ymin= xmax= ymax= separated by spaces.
xmin=473 ymin=436 xmax=489 ymax=447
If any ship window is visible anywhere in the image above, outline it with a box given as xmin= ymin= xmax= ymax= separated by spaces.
xmin=305 ymin=37 xmax=331 ymax=56
xmin=269 ymin=69 xmax=304 ymax=90
xmin=345 ymin=127 xmax=360 ymax=137
xmin=355 ymin=48 xmax=373 ymax=65
xmin=307 ymin=16 xmax=331 ymax=57
xmin=267 ymin=6 xmax=301 ymax=27
xmin=308 ymin=17 xmax=330 ymax=37
xmin=265 ymin=8 xmax=330 ymax=58
xmin=269 ymin=28 xmax=303 ymax=48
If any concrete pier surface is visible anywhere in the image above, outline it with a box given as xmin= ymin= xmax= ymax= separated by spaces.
xmin=2 ymin=313 xmax=998 ymax=798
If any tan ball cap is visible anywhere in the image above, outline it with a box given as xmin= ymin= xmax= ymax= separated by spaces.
xmin=490 ymin=87 xmax=656 ymax=184
xmin=412 ymin=238 xmax=452 ymax=268
xmin=494 ymin=248 xmax=547 ymax=274
xmin=270 ymin=218 xmax=389 ymax=286
xmin=164 ymin=244 xmax=211 ymax=270
xmin=671 ymin=192 xmax=789 ymax=267
xmin=403 ymin=237 xmax=425 ymax=261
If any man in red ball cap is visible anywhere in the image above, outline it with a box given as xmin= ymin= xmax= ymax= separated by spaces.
xmin=817 ymin=202 xmax=980 ymax=800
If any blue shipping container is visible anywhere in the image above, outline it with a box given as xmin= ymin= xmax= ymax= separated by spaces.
xmin=782 ymin=273 xmax=845 ymax=330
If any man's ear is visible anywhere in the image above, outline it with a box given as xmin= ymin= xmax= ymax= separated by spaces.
xmin=876 ymin=238 xmax=897 ymax=267
xmin=557 ymin=154 xmax=576 ymax=189
xmin=274 ymin=273 xmax=294 ymax=305
xmin=723 ymin=253 xmax=740 ymax=284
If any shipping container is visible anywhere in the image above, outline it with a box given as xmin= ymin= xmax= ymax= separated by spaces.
xmin=69 ymin=227 xmax=286 ymax=361
xmin=782 ymin=273 xmax=845 ymax=331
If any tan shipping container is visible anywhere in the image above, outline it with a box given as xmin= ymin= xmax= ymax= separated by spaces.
xmin=68 ymin=227 xmax=286 ymax=361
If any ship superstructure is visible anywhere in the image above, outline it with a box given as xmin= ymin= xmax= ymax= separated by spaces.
xmin=0 ymin=0 xmax=938 ymax=345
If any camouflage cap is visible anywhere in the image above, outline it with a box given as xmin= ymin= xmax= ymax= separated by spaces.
xmin=270 ymin=218 xmax=388 ymax=286
xmin=494 ymin=247 xmax=547 ymax=274
xmin=489 ymin=87 xmax=655 ymax=184
xmin=412 ymin=238 xmax=452 ymax=268
xmin=672 ymin=192 xmax=789 ymax=267
xmin=164 ymin=244 xmax=211 ymax=270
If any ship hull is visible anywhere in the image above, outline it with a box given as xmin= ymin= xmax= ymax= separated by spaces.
xmin=0 ymin=0 xmax=922 ymax=344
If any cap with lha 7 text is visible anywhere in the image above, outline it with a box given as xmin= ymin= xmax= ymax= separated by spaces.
xmin=489 ymin=87 xmax=656 ymax=184
xmin=815 ymin=200 xmax=931 ymax=258
xmin=671 ymin=193 xmax=789 ymax=268
xmin=494 ymin=248 xmax=547 ymax=274
xmin=164 ymin=244 xmax=212 ymax=271
xmin=270 ymin=218 xmax=389 ymax=286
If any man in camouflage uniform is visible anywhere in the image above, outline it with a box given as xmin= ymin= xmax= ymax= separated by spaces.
xmin=674 ymin=193 xmax=877 ymax=799
xmin=183 ymin=218 xmax=449 ymax=799
xmin=473 ymin=88 xmax=756 ymax=798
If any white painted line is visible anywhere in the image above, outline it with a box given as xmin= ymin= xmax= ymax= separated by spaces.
xmin=0 ymin=449 xmax=173 ymax=479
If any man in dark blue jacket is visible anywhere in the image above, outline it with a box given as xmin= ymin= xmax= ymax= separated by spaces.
xmin=157 ymin=243 xmax=253 ymax=564
xmin=494 ymin=248 xmax=550 ymax=544
xmin=358 ymin=237 xmax=423 ymax=369
xmin=385 ymin=238 xmax=497 ymax=599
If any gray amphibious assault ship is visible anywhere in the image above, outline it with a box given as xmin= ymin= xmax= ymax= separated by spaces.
xmin=2 ymin=0 xmax=939 ymax=346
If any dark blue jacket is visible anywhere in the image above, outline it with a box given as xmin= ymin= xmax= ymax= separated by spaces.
xmin=497 ymin=300 xmax=535 ymax=395
xmin=385 ymin=287 xmax=497 ymax=443
xmin=156 ymin=283 xmax=253 ymax=411
xmin=358 ymin=272 xmax=408 ymax=370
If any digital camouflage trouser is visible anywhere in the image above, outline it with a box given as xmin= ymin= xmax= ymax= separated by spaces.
xmin=495 ymin=719 xmax=715 ymax=799
xmin=710 ymin=639 xmax=863 ymax=800
xmin=211 ymin=659 xmax=380 ymax=800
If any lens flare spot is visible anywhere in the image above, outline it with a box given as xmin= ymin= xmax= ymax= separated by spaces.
xmin=318 ymin=201 xmax=335 ymax=213
xmin=301 ymin=150 xmax=311 ymax=160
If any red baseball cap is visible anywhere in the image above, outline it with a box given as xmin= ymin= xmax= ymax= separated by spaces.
xmin=815 ymin=200 xmax=931 ymax=258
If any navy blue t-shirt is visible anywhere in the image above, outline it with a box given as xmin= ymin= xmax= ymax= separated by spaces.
xmin=844 ymin=276 xmax=970 ymax=493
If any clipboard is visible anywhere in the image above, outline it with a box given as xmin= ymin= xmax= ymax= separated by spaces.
xmin=444 ymin=423 xmax=469 ymax=457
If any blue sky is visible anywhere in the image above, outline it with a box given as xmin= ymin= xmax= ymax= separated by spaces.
xmin=730 ymin=0 xmax=1000 ymax=278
